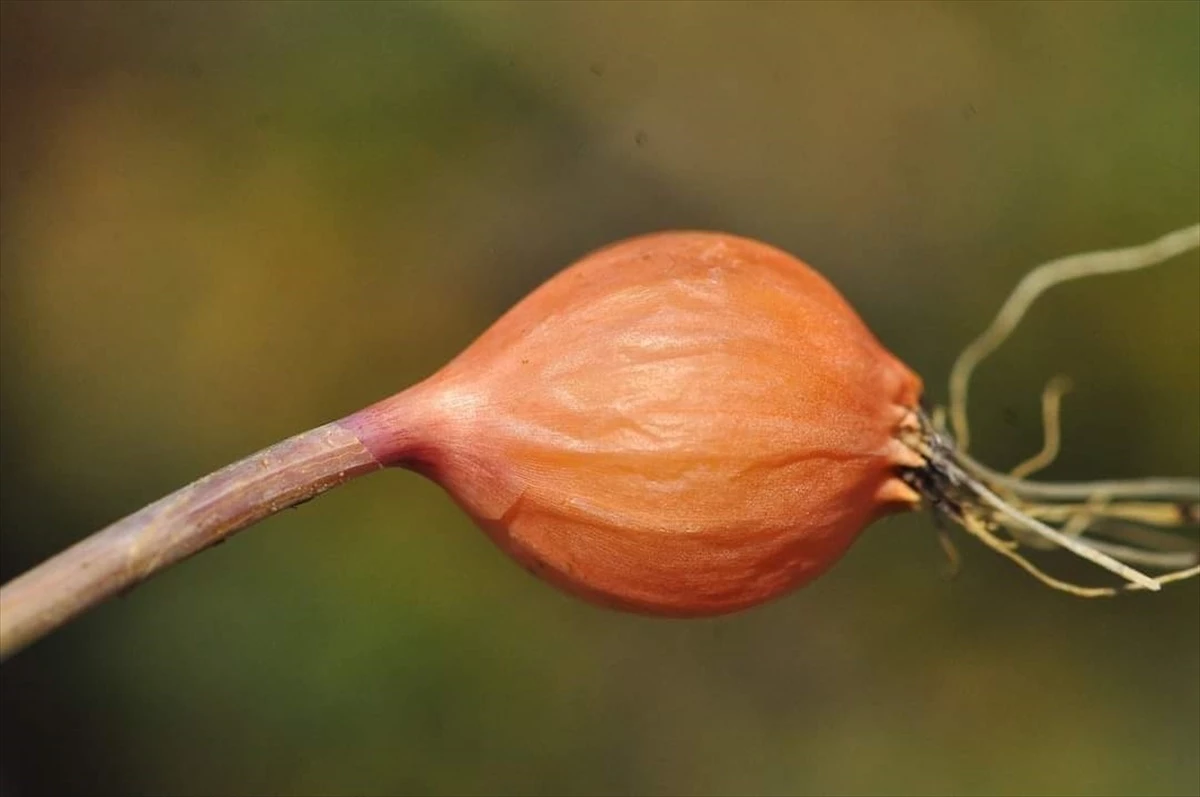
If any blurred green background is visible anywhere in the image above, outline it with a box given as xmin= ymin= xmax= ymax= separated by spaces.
xmin=1 ymin=2 xmax=1197 ymax=796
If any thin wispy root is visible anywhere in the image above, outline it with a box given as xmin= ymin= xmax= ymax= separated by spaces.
xmin=911 ymin=222 xmax=1200 ymax=596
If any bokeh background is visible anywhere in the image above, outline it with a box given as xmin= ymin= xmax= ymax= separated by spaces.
xmin=1 ymin=2 xmax=1198 ymax=796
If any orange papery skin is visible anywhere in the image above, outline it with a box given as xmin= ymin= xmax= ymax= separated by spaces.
xmin=346 ymin=232 xmax=924 ymax=616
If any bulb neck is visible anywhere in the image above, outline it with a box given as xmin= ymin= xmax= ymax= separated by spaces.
xmin=340 ymin=381 xmax=445 ymax=470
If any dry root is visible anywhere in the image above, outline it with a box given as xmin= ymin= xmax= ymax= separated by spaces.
xmin=913 ymin=223 xmax=1200 ymax=596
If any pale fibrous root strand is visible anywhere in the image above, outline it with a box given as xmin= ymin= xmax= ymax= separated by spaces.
xmin=908 ymin=223 xmax=1200 ymax=596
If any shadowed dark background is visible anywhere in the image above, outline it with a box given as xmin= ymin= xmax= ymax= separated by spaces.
xmin=1 ymin=2 xmax=1197 ymax=796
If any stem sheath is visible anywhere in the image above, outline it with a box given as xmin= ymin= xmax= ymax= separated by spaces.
xmin=0 ymin=421 xmax=381 ymax=661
